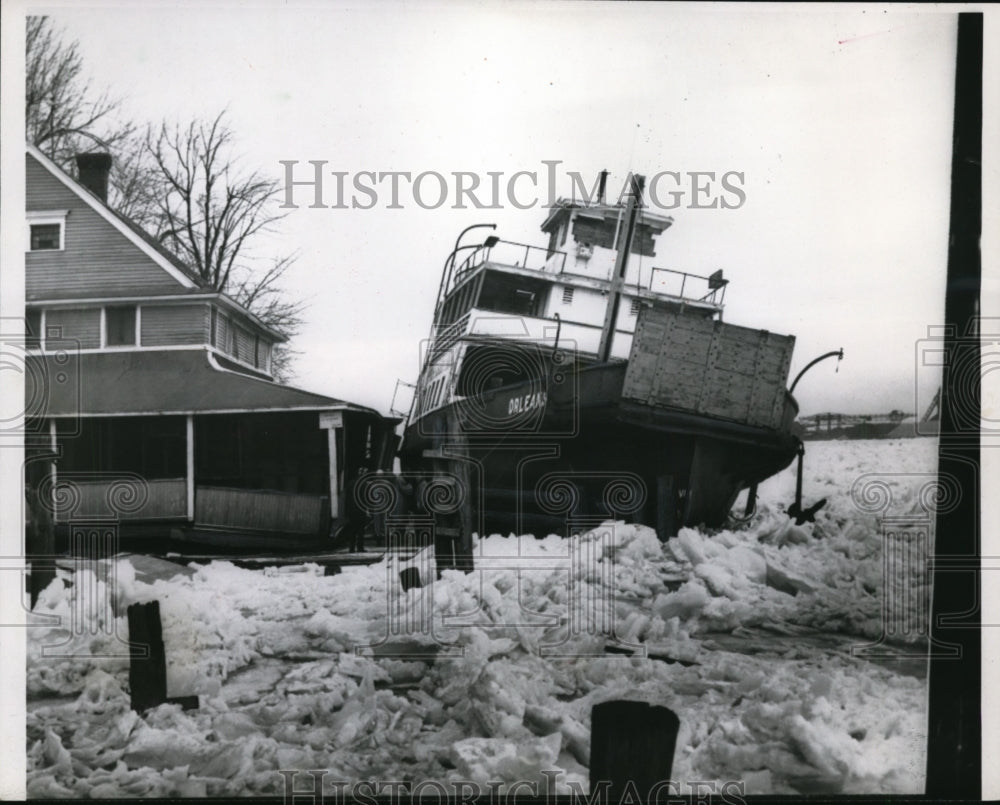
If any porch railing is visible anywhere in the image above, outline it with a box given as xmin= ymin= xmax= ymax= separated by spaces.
xmin=53 ymin=478 xmax=186 ymax=522
xmin=195 ymin=486 xmax=327 ymax=535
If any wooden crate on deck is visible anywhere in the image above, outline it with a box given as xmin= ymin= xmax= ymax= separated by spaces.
xmin=623 ymin=307 xmax=795 ymax=429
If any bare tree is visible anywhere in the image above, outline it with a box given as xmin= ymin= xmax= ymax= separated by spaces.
xmin=106 ymin=134 xmax=163 ymax=232
xmin=26 ymin=20 xmax=303 ymax=382
xmin=145 ymin=112 xmax=304 ymax=381
xmin=26 ymin=16 xmax=134 ymax=167
xmin=228 ymin=257 xmax=306 ymax=382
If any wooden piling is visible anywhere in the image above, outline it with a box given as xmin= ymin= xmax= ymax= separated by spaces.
xmin=400 ymin=566 xmax=421 ymax=591
xmin=127 ymin=600 xmax=198 ymax=712
xmin=589 ymin=700 xmax=680 ymax=799
xmin=25 ymin=479 xmax=55 ymax=609
xmin=127 ymin=601 xmax=167 ymax=712
xmin=656 ymin=475 xmax=677 ymax=541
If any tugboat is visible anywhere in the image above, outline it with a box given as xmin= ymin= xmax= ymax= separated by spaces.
xmin=398 ymin=173 xmax=800 ymax=542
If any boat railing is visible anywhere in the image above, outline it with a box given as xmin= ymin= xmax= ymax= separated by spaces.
xmin=430 ymin=311 xmax=471 ymax=357
xmin=648 ymin=266 xmax=729 ymax=306
xmin=444 ymin=238 xmax=728 ymax=311
xmin=449 ymin=239 xmax=568 ymax=292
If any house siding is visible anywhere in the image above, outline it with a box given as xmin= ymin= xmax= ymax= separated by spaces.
xmin=141 ymin=304 xmax=210 ymax=346
xmin=26 ymin=154 xmax=193 ymax=301
xmin=46 ymin=308 xmax=101 ymax=349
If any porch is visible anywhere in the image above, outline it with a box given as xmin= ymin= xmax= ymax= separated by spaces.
xmin=36 ymin=409 xmax=396 ymax=543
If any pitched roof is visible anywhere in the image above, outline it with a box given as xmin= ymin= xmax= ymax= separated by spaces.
xmin=108 ymin=206 xmax=211 ymax=290
xmin=32 ymin=349 xmax=387 ymax=418
xmin=26 ymin=144 xmax=283 ymax=340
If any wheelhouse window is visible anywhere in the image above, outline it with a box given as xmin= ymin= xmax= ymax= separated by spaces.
xmin=477 ymin=271 xmax=550 ymax=317
xmin=26 ymin=210 xmax=68 ymax=251
xmin=105 ymin=306 xmax=137 ymax=346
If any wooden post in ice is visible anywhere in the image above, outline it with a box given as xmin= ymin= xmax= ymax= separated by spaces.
xmin=127 ymin=600 xmax=198 ymax=713
xmin=399 ymin=566 xmax=422 ymax=591
xmin=25 ymin=454 xmax=56 ymax=609
xmin=656 ymin=475 xmax=677 ymax=541
xmin=128 ymin=601 xmax=167 ymax=712
xmin=589 ymin=700 xmax=679 ymax=799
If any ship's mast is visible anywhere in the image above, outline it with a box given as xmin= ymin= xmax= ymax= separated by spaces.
xmin=596 ymin=173 xmax=645 ymax=363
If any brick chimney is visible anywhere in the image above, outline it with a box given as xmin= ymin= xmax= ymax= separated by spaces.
xmin=75 ymin=153 xmax=112 ymax=202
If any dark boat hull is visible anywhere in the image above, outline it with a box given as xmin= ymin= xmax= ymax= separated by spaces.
xmin=400 ymin=362 xmax=798 ymax=539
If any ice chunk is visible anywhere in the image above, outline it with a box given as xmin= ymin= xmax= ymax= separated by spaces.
xmin=675 ymin=528 xmax=710 ymax=565
xmin=719 ymin=546 xmax=767 ymax=585
xmin=212 ymin=711 xmax=260 ymax=740
xmin=76 ymin=669 xmax=128 ymax=712
xmin=653 ymin=580 xmax=711 ymax=620
xmin=764 ymin=561 xmax=818 ymax=596
xmin=451 ymin=732 xmax=562 ymax=783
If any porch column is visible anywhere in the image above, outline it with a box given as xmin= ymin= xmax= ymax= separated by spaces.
xmin=319 ymin=411 xmax=344 ymax=519
xmin=186 ymin=416 xmax=194 ymax=520
xmin=49 ymin=419 xmax=58 ymax=498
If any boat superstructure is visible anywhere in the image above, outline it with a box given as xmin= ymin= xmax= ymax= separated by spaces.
xmin=399 ymin=174 xmax=799 ymax=542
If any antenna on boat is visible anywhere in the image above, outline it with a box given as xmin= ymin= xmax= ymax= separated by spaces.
xmin=597 ymin=173 xmax=645 ymax=363
xmin=598 ymin=169 xmax=608 ymax=205
xmin=610 ymin=171 xmax=625 ymax=260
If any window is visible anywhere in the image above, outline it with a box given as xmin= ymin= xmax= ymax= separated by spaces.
xmin=30 ymin=224 xmax=62 ymax=251
xmin=26 ymin=210 xmax=68 ymax=251
xmin=234 ymin=325 xmax=252 ymax=363
xmin=212 ymin=310 xmax=232 ymax=353
xmin=478 ymin=272 xmax=548 ymax=317
xmin=59 ymin=417 xmax=185 ymax=480
xmin=105 ymin=306 xmax=137 ymax=346
xmin=258 ymin=340 xmax=272 ymax=373
xmin=562 ymin=287 xmax=575 ymax=305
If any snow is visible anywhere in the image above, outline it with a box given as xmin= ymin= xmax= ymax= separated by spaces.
xmin=26 ymin=437 xmax=936 ymax=797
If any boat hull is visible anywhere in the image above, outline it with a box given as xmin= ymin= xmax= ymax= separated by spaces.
xmin=400 ymin=362 xmax=798 ymax=539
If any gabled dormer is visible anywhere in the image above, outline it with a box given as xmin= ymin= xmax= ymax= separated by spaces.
xmin=25 ymin=144 xmax=283 ymax=380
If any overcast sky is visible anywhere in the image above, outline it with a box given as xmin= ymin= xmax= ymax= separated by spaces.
xmin=25 ymin=3 xmax=962 ymax=417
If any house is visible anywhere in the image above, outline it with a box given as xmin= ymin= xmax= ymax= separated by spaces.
xmin=24 ymin=144 xmax=398 ymax=549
